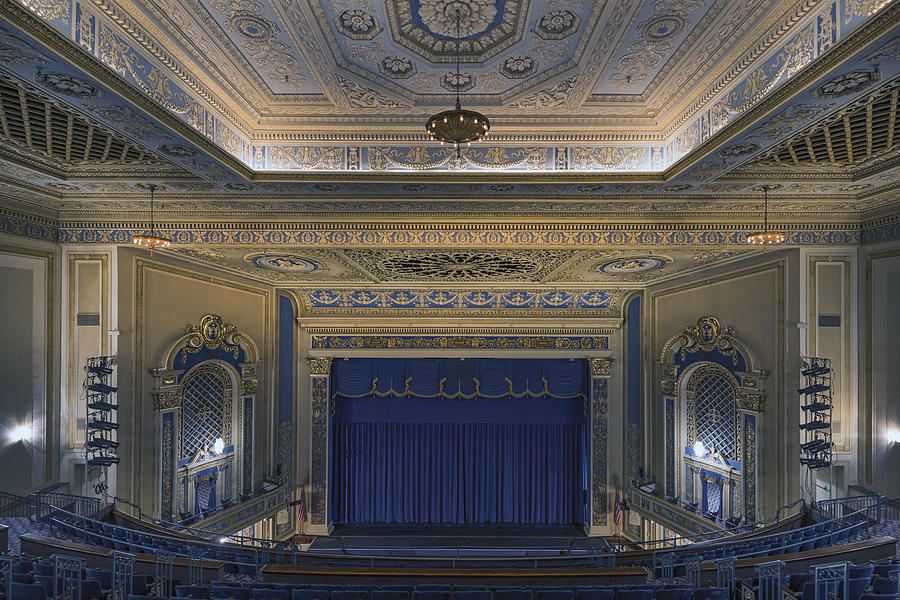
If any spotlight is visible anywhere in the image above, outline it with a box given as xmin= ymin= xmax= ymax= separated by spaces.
xmin=8 ymin=423 xmax=30 ymax=444
xmin=213 ymin=438 xmax=224 ymax=454
xmin=219 ymin=537 xmax=228 ymax=544
xmin=693 ymin=440 xmax=706 ymax=457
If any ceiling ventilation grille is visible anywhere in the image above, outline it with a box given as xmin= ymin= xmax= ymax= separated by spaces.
xmin=0 ymin=72 xmax=169 ymax=174
xmin=756 ymin=85 xmax=899 ymax=168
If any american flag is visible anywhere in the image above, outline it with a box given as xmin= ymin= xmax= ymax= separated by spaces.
xmin=297 ymin=490 xmax=306 ymax=523
xmin=614 ymin=492 xmax=624 ymax=525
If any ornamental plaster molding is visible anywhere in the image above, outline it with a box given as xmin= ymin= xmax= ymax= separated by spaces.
xmin=307 ymin=356 xmax=333 ymax=376
xmin=589 ymin=357 xmax=614 ymax=377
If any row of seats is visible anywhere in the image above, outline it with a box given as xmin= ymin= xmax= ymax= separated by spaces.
xmin=128 ymin=586 xmax=729 ymax=600
xmin=0 ymin=555 xmax=165 ymax=600
xmin=775 ymin=559 xmax=899 ymax=600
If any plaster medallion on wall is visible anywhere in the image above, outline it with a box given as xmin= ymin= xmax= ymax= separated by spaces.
xmin=500 ymin=55 xmax=537 ymax=78
xmin=335 ymin=10 xmax=381 ymax=40
xmin=535 ymin=11 xmax=580 ymax=40
xmin=594 ymin=256 xmax=669 ymax=275
xmin=379 ymin=56 xmax=417 ymax=79
xmin=418 ymin=0 xmax=498 ymax=37
xmin=246 ymin=254 xmax=322 ymax=273
xmin=34 ymin=71 xmax=102 ymax=98
xmin=812 ymin=69 xmax=880 ymax=99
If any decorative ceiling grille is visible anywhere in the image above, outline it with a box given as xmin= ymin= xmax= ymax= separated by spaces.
xmin=755 ymin=86 xmax=899 ymax=169
xmin=0 ymin=72 xmax=173 ymax=175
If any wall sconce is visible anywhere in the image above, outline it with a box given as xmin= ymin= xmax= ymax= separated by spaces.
xmin=693 ymin=440 xmax=706 ymax=457
xmin=213 ymin=437 xmax=225 ymax=454
xmin=887 ymin=428 xmax=900 ymax=446
xmin=7 ymin=423 xmax=31 ymax=445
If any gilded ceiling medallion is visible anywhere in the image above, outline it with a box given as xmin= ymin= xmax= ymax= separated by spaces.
xmin=345 ymin=249 xmax=575 ymax=281
xmin=418 ymin=0 xmax=498 ymax=37
xmin=246 ymin=254 xmax=322 ymax=273
xmin=594 ymin=256 xmax=669 ymax=275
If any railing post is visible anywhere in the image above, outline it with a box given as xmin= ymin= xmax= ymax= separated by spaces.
xmin=658 ymin=552 xmax=675 ymax=584
xmin=685 ymin=556 xmax=702 ymax=588
xmin=109 ymin=551 xmax=134 ymax=600
xmin=755 ymin=560 xmax=784 ymax=600
xmin=52 ymin=553 xmax=85 ymax=600
xmin=814 ymin=562 xmax=848 ymax=600
xmin=189 ymin=545 xmax=204 ymax=585
xmin=715 ymin=556 xmax=736 ymax=593
xmin=155 ymin=550 xmax=175 ymax=598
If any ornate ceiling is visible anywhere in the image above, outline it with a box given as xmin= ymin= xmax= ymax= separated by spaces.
xmin=0 ymin=0 xmax=899 ymax=268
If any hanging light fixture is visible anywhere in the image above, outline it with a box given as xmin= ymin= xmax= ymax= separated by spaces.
xmin=132 ymin=184 xmax=171 ymax=255
xmin=746 ymin=185 xmax=785 ymax=249
xmin=425 ymin=9 xmax=490 ymax=158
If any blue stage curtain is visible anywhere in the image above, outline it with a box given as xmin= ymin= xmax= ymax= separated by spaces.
xmin=330 ymin=358 xmax=588 ymax=525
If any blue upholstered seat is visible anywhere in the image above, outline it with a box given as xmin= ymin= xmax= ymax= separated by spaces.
xmin=84 ymin=567 xmax=112 ymax=590
xmin=10 ymin=582 xmax=48 ymax=600
xmin=849 ymin=565 xmax=875 ymax=581
xmin=455 ymin=591 xmax=493 ymax=600
xmin=873 ymin=578 xmax=899 ymax=595
xmin=332 ymin=590 xmax=372 ymax=600
xmin=251 ymin=589 xmax=290 ymax=600
xmin=176 ymin=584 xmax=213 ymax=599
xmin=495 ymin=589 xmax=535 ymax=600
xmin=214 ymin=585 xmax=251 ymax=600
xmin=82 ymin=578 xmax=104 ymax=600
xmin=576 ymin=589 xmax=615 ymax=600
xmin=417 ymin=585 xmax=452 ymax=592
xmin=411 ymin=591 xmax=450 ymax=600
xmin=616 ymin=589 xmax=653 ymax=600
xmin=536 ymin=590 xmax=575 ymax=600
xmin=691 ymin=588 xmax=729 ymax=600
xmin=293 ymin=589 xmax=331 ymax=600
xmin=372 ymin=591 xmax=410 ymax=600
xmin=654 ymin=588 xmax=692 ymax=600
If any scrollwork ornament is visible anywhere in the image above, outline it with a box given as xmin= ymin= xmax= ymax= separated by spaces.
xmin=240 ymin=379 xmax=258 ymax=395
xmin=153 ymin=389 xmax=182 ymax=411
xmin=736 ymin=391 xmax=765 ymax=413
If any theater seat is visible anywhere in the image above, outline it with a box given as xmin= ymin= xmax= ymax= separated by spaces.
xmin=411 ymin=591 xmax=449 ymax=600
xmin=294 ymin=589 xmax=331 ymax=600
xmin=82 ymin=578 xmax=104 ymax=600
xmin=536 ymin=590 xmax=575 ymax=600
xmin=372 ymin=591 xmax=409 ymax=600
xmin=873 ymin=579 xmax=899 ymax=595
xmin=455 ymin=591 xmax=492 ymax=600
xmin=251 ymin=590 xmax=289 ymax=600
xmin=215 ymin=585 xmax=251 ymax=600
xmin=495 ymin=589 xmax=535 ymax=600
xmin=691 ymin=588 xmax=729 ymax=600
xmin=9 ymin=582 xmax=47 ymax=600
xmin=176 ymin=584 xmax=213 ymax=599
xmin=332 ymin=591 xmax=371 ymax=600
xmin=576 ymin=590 xmax=615 ymax=600
xmin=655 ymin=589 xmax=692 ymax=600
xmin=617 ymin=590 xmax=653 ymax=600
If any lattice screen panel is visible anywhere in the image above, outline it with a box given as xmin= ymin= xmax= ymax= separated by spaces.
xmin=181 ymin=365 xmax=228 ymax=459
xmin=694 ymin=373 xmax=736 ymax=456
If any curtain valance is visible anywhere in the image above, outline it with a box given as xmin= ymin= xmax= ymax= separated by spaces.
xmin=331 ymin=358 xmax=587 ymax=401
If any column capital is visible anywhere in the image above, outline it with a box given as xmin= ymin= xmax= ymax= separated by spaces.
xmin=588 ymin=357 xmax=614 ymax=378
xmin=307 ymin=357 xmax=333 ymax=376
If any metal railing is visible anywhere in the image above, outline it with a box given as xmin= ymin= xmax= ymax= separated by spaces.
xmin=0 ymin=490 xmax=32 ymax=517
xmin=33 ymin=491 xmax=102 ymax=521
xmin=813 ymin=493 xmax=884 ymax=521
xmin=650 ymin=498 xmax=886 ymax=581
xmin=610 ymin=496 xmax=806 ymax=552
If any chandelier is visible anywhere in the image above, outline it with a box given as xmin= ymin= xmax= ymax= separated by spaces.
xmin=746 ymin=185 xmax=785 ymax=249
xmin=425 ymin=9 xmax=490 ymax=157
xmin=132 ymin=184 xmax=171 ymax=255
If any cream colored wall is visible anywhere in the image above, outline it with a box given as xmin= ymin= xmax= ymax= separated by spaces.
xmin=647 ymin=250 xmax=801 ymax=519
xmin=0 ymin=235 xmax=60 ymax=494
xmin=115 ymin=248 xmax=274 ymax=513
xmin=858 ymin=240 xmax=900 ymax=498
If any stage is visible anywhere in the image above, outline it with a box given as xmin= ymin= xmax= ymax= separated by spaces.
xmin=308 ymin=524 xmax=607 ymax=557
